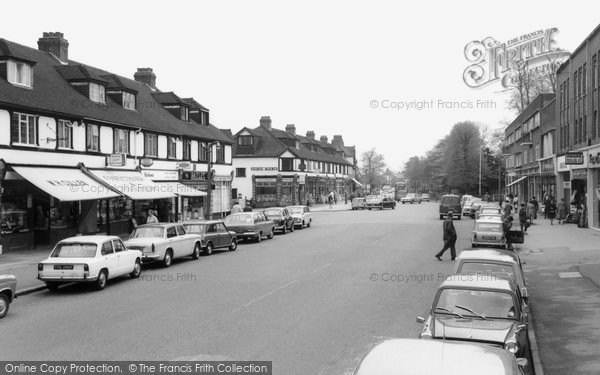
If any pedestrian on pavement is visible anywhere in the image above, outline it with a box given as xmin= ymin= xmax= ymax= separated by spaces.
xmin=328 ymin=192 xmax=334 ymax=208
xmin=530 ymin=197 xmax=539 ymax=219
xmin=503 ymin=216 xmax=514 ymax=250
xmin=519 ymin=203 xmax=529 ymax=234
xmin=547 ymin=199 xmax=557 ymax=225
xmin=435 ymin=211 xmax=457 ymax=261
xmin=230 ymin=201 xmax=242 ymax=214
xmin=513 ymin=194 xmax=519 ymax=207
xmin=243 ymin=202 xmax=253 ymax=212
xmin=543 ymin=195 xmax=551 ymax=219
xmin=503 ymin=198 xmax=513 ymax=219
xmin=527 ymin=200 xmax=536 ymax=224
xmin=557 ymin=198 xmax=568 ymax=225
xmin=146 ymin=209 xmax=159 ymax=224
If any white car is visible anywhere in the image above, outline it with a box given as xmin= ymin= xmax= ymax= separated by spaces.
xmin=401 ymin=193 xmax=422 ymax=204
xmin=38 ymin=235 xmax=142 ymax=291
xmin=462 ymin=198 xmax=481 ymax=216
xmin=285 ymin=205 xmax=312 ymax=228
xmin=124 ymin=223 xmax=203 ymax=267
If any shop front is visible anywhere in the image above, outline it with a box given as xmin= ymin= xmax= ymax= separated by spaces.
xmin=588 ymin=150 xmax=600 ymax=228
xmin=538 ymin=157 xmax=556 ymax=202
xmin=211 ymin=175 xmax=233 ymax=218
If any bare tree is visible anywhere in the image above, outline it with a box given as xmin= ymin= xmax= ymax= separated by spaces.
xmin=360 ymin=148 xmax=387 ymax=192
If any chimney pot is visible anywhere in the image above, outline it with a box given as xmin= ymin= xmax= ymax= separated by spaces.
xmin=134 ymin=68 xmax=157 ymax=89
xmin=320 ymin=135 xmax=328 ymax=143
xmin=38 ymin=32 xmax=69 ymax=63
xmin=259 ymin=116 xmax=272 ymax=130
xmin=285 ymin=124 xmax=296 ymax=134
xmin=306 ymin=131 xmax=315 ymax=140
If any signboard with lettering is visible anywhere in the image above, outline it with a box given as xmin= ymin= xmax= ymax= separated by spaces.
xmin=180 ymin=170 xmax=208 ymax=182
xmin=143 ymin=170 xmax=179 ymax=181
xmin=589 ymin=151 xmax=600 ymax=167
xmin=565 ymin=152 xmax=584 ymax=165
xmin=107 ymin=153 xmax=126 ymax=167
xmin=563 ymin=181 xmax=571 ymax=189
xmin=541 ymin=158 xmax=555 ymax=174
xmin=251 ymin=167 xmax=278 ymax=171
xmin=140 ymin=158 xmax=154 ymax=167
xmin=177 ymin=161 xmax=192 ymax=170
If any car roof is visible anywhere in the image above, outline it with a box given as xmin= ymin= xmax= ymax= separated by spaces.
xmin=58 ymin=235 xmax=120 ymax=243
xmin=442 ymin=194 xmax=460 ymax=198
xmin=440 ymin=275 xmax=515 ymax=291
xmin=137 ymin=222 xmax=178 ymax=228
xmin=286 ymin=205 xmax=308 ymax=208
xmin=354 ymin=339 xmax=517 ymax=375
xmin=458 ymin=249 xmax=519 ymax=264
xmin=181 ymin=220 xmax=224 ymax=225
xmin=476 ymin=217 xmax=504 ymax=223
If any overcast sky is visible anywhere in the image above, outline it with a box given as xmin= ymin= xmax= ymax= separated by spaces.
xmin=1 ymin=0 xmax=598 ymax=170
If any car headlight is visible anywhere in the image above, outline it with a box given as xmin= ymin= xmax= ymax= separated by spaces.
xmin=505 ymin=340 xmax=519 ymax=354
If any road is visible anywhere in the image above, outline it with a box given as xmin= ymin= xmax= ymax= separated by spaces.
xmin=0 ymin=202 xmax=476 ymax=374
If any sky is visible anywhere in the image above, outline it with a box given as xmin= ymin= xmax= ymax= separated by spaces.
xmin=1 ymin=0 xmax=598 ymax=170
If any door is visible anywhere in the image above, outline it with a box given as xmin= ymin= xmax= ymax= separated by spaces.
xmin=206 ymin=223 xmax=220 ymax=247
xmin=166 ymin=226 xmax=179 ymax=257
xmin=100 ymin=241 xmax=119 ymax=279
xmin=176 ymin=224 xmax=193 ymax=257
xmin=216 ymin=223 xmax=229 ymax=247
xmin=112 ymin=239 xmax=130 ymax=276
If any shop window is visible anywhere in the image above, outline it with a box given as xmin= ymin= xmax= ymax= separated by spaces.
xmin=50 ymin=201 xmax=79 ymax=230
xmin=87 ymin=124 xmax=100 ymax=151
xmin=0 ymin=188 xmax=29 ymax=234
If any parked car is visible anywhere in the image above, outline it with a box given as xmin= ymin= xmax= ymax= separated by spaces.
xmin=470 ymin=201 xmax=484 ymax=218
xmin=351 ymin=198 xmax=366 ymax=210
xmin=452 ymin=249 xmax=527 ymax=302
xmin=478 ymin=204 xmax=502 ymax=219
xmin=461 ymin=194 xmax=474 ymax=207
xmin=472 ymin=218 xmax=506 ymax=249
xmin=439 ymin=194 xmax=462 ymax=220
xmin=285 ymin=205 xmax=312 ymax=228
xmin=182 ymin=220 xmax=238 ymax=255
xmin=417 ymin=277 xmax=530 ymax=362
xmin=462 ymin=198 xmax=481 ymax=216
xmin=263 ymin=207 xmax=295 ymax=234
xmin=420 ymin=193 xmax=431 ymax=202
xmin=353 ymin=338 xmax=527 ymax=375
xmin=401 ymin=193 xmax=422 ymax=204
xmin=223 ymin=212 xmax=275 ymax=242
xmin=0 ymin=275 xmax=17 ymax=318
xmin=365 ymin=195 xmax=396 ymax=210
xmin=38 ymin=235 xmax=142 ymax=291
xmin=124 ymin=223 xmax=202 ymax=267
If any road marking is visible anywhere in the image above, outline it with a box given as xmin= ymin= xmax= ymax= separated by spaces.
xmin=232 ymin=280 xmax=300 ymax=312
xmin=311 ymin=263 xmax=331 ymax=273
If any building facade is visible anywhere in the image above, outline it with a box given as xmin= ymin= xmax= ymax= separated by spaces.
xmin=232 ymin=117 xmax=357 ymax=208
xmin=0 ymin=33 xmax=233 ymax=253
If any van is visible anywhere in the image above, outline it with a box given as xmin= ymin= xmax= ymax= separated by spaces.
xmin=439 ymin=194 xmax=461 ymax=220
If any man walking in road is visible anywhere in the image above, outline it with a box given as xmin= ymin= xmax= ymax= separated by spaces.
xmin=435 ymin=211 xmax=457 ymax=261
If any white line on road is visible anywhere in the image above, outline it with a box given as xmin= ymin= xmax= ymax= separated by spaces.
xmin=232 ymin=279 xmax=300 ymax=313
xmin=311 ymin=263 xmax=331 ymax=273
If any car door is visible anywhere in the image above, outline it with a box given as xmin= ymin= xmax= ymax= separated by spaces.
xmin=165 ymin=226 xmax=180 ymax=257
xmin=176 ymin=224 xmax=194 ymax=257
xmin=206 ymin=223 xmax=220 ymax=247
xmin=100 ymin=241 xmax=119 ymax=279
xmin=216 ymin=223 xmax=230 ymax=248
xmin=304 ymin=206 xmax=311 ymax=223
xmin=257 ymin=213 xmax=269 ymax=234
xmin=111 ymin=239 xmax=128 ymax=276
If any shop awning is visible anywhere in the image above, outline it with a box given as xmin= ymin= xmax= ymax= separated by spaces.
xmin=88 ymin=169 xmax=177 ymax=200
xmin=154 ymin=182 xmax=207 ymax=197
xmin=506 ymin=176 xmax=527 ymax=187
xmin=12 ymin=166 xmax=121 ymax=201
xmin=351 ymin=178 xmax=364 ymax=187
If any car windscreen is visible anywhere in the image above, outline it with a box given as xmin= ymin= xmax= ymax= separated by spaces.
xmin=458 ymin=262 xmax=515 ymax=281
xmin=131 ymin=226 xmax=164 ymax=238
xmin=366 ymin=196 xmax=380 ymax=202
xmin=183 ymin=224 xmax=207 ymax=233
xmin=435 ymin=288 xmax=516 ymax=319
xmin=405 ymin=194 xmax=415 ymax=198
xmin=224 ymin=214 xmax=253 ymax=224
xmin=51 ymin=243 xmax=97 ymax=258
xmin=288 ymin=208 xmax=303 ymax=214
xmin=441 ymin=197 xmax=460 ymax=204
xmin=476 ymin=223 xmax=502 ymax=232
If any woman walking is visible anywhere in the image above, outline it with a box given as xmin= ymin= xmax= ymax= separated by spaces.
xmin=547 ymin=199 xmax=557 ymax=225
xmin=557 ymin=198 xmax=568 ymax=225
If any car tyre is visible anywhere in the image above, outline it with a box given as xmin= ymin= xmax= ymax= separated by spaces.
xmin=0 ymin=294 xmax=9 ymax=318
xmin=307 ymin=220 xmax=311 ymax=227
xmin=95 ymin=270 xmax=108 ymax=291
xmin=267 ymin=229 xmax=274 ymax=239
xmin=130 ymin=259 xmax=142 ymax=278
xmin=256 ymin=233 xmax=262 ymax=243
xmin=163 ymin=250 xmax=173 ymax=267
xmin=229 ymin=239 xmax=238 ymax=251
xmin=46 ymin=282 xmax=60 ymax=292
xmin=282 ymin=225 xmax=287 ymax=234
xmin=192 ymin=242 xmax=201 ymax=260
xmin=290 ymin=223 xmax=295 ymax=232
xmin=457 ymin=215 xmax=461 ymax=220
xmin=204 ymin=243 xmax=213 ymax=256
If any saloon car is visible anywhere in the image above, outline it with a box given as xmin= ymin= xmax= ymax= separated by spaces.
xmin=353 ymin=339 xmax=527 ymax=375
xmin=417 ymin=277 xmax=530 ymax=362
xmin=420 ymin=193 xmax=431 ymax=202
xmin=263 ymin=207 xmax=295 ymax=234
xmin=38 ymin=235 xmax=142 ymax=291
xmin=401 ymin=193 xmax=422 ymax=204
xmin=365 ymin=195 xmax=396 ymax=210
xmin=462 ymin=198 xmax=481 ymax=216
xmin=285 ymin=205 xmax=312 ymax=228
xmin=223 ymin=212 xmax=275 ymax=242
xmin=472 ymin=218 xmax=506 ymax=249
xmin=124 ymin=223 xmax=203 ymax=267
xmin=182 ymin=220 xmax=238 ymax=255
xmin=439 ymin=194 xmax=462 ymax=220
xmin=351 ymin=198 xmax=366 ymax=210
xmin=0 ymin=275 xmax=17 ymax=318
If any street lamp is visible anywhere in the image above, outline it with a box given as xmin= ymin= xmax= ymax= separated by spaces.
xmin=205 ymin=141 xmax=220 ymax=219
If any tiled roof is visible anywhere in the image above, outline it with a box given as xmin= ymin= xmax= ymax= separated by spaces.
xmin=182 ymin=97 xmax=208 ymax=111
xmin=219 ymin=129 xmax=234 ymax=142
xmin=0 ymin=38 xmax=231 ymax=144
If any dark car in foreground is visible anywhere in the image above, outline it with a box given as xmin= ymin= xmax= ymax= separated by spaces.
xmin=0 ymin=275 xmax=17 ymax=318
xmin=365 ymin=195 xmax=396 ymax=210
xmin=182 ymin=220 xmax=238 ymax=255
xmin=223 ymin=212 xmax=275 ymax=242
xmin=263 ymin=207 xmax=295 ymax=234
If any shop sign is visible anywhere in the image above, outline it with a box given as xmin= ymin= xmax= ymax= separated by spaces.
xmin=572 ymin=169 xmax=587 ymax=179
xmin=177 ymin=161 xmax=192 ymax=170
xmin=541 ymin=158 xmax=555 ymax=173
xmin=563 ymin=181 xmax=571 ymax=189
xmin=565 ymin=152 xmax=584 ymax=165
xmin=143 ymin=170 xmax=179 ymax=181
xmin=140 ymin=158 xmax=154 ymax=167
xmin=588 ymin=151 xmax=600 ymax=167
xmin=213 ymin=175 xmax=233 ymax=182
xmin=298 ymin=175 xmax=306 ymax=184
xmin=556 ymin=155 xmax=569 ymax=172
xmin=255 ymin=178 xmax=277 ymax=187
xmin=107 ymin=153 xmax=126 ymax=167
xmin=251 ymin=167 xmax=278 ymax=171
xmin=180 ymin=170 xmax=208 ymax=182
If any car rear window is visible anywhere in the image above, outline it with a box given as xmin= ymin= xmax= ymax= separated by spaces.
xmin=183 ymin=224 xmax=207 ymax=233
xmin=51 ymin=243 xmax=97 ymax=258
xmin=476 ymin=223 xmax=502 ymax=232
xmin=224 ymin=214 xmax=253 ymax=224
xmin=441 ymin=196 xmax=460 ymax=204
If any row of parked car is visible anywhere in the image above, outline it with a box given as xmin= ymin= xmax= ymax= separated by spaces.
xmin=351 ymin=193 xmax=431 ymax=210
xmin=0 ymin=205 xmax=315 ymax=318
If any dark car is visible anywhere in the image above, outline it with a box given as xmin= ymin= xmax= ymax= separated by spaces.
xmin=223 ymin=212 xmax=275 ymax=242
xmin=439 ymin=194 xmax=462 ymax=220
xmin=365 ymin=195 xmax=396 ymax=210
xmin=263 ymin=207 xmax=295 ymax=234
xmin=182 ymin=220 xmax=238 ymax=255
xmin=0 ymin=275 xmax=17 ymax=319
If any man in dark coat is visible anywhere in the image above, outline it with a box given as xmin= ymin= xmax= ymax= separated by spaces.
xmin=435 ymin=211 xmax=457 ymax=261
xmin=503 ymin=216 xmax=514 ymax=250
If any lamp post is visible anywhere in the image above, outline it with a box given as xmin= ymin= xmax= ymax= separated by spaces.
xmin=205 ymin=141 xmax=220 ymax=220
xmin=479 ymin=147 xmax=482 ymax=197
xmin=0 ymin=159 xmax=6 ymax=254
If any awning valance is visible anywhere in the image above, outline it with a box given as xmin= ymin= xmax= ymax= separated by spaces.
xmin=506 ymin=176 xmax=527 ymax=187
xmin=351 ymin=178 xmax=364 ymax=187
xmin=12 ymin=166 xmax=120 ymax=201
xmin=154 ymin=182 xmax=207 ymax=197
xmin=88 ymin=169 xmax=177 ymax=200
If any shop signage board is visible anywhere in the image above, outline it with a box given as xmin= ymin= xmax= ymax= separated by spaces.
xmin=180 ymin=170 xmax=208 ymax=182
xmin=143 ymin=170 xmax=179 ymax=181
xmin=565 ymin=152 xmax=584 ymax=165
xmin=140 ymin=158 xmax=154 ymax=167
xmin=177 ymin=161 xmax=192 ymax=170
xmin=589 ymin=151 xmax=600 ymax=167
xmin=107 ymin=153 xmax=127 ymax=167
xmin=251 ymin=167 xmax=278 ymax=171
xmin=563 ymin=181 xmax=571 ymax=189
xmin=541 ymin=158 xmax=555 ymax=173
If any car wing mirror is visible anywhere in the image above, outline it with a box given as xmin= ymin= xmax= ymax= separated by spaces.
xmin=516 ymin=358 xmax=528 ymax=369
xmin=521 ymin=287 xmax=528 ymax=298
xmin=416 ymin=316 xmax=425 ymax=324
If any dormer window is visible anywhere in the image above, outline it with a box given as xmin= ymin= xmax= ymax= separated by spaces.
xmin=180 ymin=106 xmax=189 ymax=122
xmin=201 ymin=111 xmax=209 ymax=125
xmin=7 ymin=61 xmax=33 ymax=87
xmin=238 ymin=136 xmax=254 ymax=146
xmin=123 ymin=92 xmax=136 ymax=110
xmin=90 ymin=83 xmax=105 ymax=103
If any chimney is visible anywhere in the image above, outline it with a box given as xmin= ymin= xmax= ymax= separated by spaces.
xmin=285 ymin=124 xmax=296 ymax=134
xmin=332 ymin=135 xmax=344 ymax=147
xmin=320 ymin=135 xmax=328 ymax=143
xmin=37 ymin=32 xmax=69 ymax=63
xmin=306 ymin=131 xmax=315 ymax=140
xmin=259 ymin=116 xmax=272 ymax=130
xmin=134 ymin=68 xmax=156 ymax=89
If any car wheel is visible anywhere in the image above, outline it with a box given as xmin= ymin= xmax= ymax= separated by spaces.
xmin=282 ymin=225 xmax=287 ymax=234
xmin=229 ymin=239 xmax=238 ymax=251
xmin=256 ymin=233 xmax=262 ymax=243
xmin=290 ymin=223 xmax=295 ymax=232
xmin=471 ymin=243 xmax=476 ymax=248
xmin=204 ymin=243 xmax=213 ymax=256
xmin=0 ymin=294 xmax=9 ymax=318
xmin=457 ymin=215 xmax=461 ymax=220
xmin=392 ymin=205 xmax=395 ymax=209
xmin=439 ymin=215 xmax=444 ymax=220
xmin=162 ymin=250 xmax=173 ymax=267
xmin=307 ymin=220 xmax=311 ymax=227
xmin=95 ymin=270 xmax=108 ymax=291
xmin=267 ymin=229 xmax=274 ymax=239
xmin=46 ymin=282 xmax=60 ymax=292
xmin=368 ymin=208 xmax=372 ymax=210
xmin=130 ymin=259 xmax=142 ymax=279
xmin=192 ymin=242 xmax=201 ymax=260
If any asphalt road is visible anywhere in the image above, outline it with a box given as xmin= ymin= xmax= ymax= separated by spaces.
xmin=0 ymin=202 xmax=477 ymax=374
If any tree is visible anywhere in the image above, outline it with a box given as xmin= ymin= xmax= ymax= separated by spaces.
xmin=444 ymin=121 xmax=482 ymax=194
xmin=360 ymin=148 xmax=386 ymax=192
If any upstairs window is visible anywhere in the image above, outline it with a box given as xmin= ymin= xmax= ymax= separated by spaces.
xmin=123 ymin=92 xmax=136 ymax=110
xmin=281 ymin=158 xmax=294 ymax=171
xmin=113 ymin=128 xmax=129 ymax=154
xmin=199 ymin=142 xmax=208 ymax=162
xmin=86 ymin=124 xmax=99 ymax=151
xmin=201 ymin=111 xmax=209 ymax=125
xmin=238 ymin=136 xmax=254 ymax=146
xmin=215 ymin=143 xmax=224 ymax=163
xmin=183 ymin=139 xmax=191 ymax=160
xmin=57 ymin=120 xmax=73 ymax=149
xmin=180 ymin=106 xmax=189 ymax=122
xmin=144 ymin=133 xmax=158 ymax=157
xmin=11 ymin=112 xmax=37 ymax=145
xmin=90 ymin=83 xmax=105 ymax=103
xmin=7 ymin=61 xmax=33 ymax=87
xmin=236 ymin=168 xmax=246 ymax=177
xmin=167 ymin=137 xmax=177 ymax=159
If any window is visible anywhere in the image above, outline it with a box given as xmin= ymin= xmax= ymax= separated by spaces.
xmin=236 ymin=168 xmax=246 ymax=177
xmin=87 ymin=124 xmax=99 ymax=151
xmin=112 ymin=240 xmax=125 ymax=252
xmin=281 ymin=158 xmax=294 ymax=171
xmin=90 ymin=83 xmax=105 ymax=103
xmin=122 ymin=92 xmax=136 ymax=110
xmin=183 ymin=139 xmax=191 ymax=160
xmin=593 ymin=54 xmax=598 ymax=89
xmin=57 ymin=120 xmax=73 ymax=149
xmin=180 ymin=106 xmax=189 ymax=122
xmin=113 ymin=128 xmax=129 ymax=154
xmin=201 ymin=111 xmax=209 ymax=125
xmin=166 ymin=226 xmax=177 ymax=238
xmin=199 ymin=142 xmax=208 ymax=162
xmin=238 ymin=136 xmax=254 ymax=146
xmin=11 ymin=112 xmax=36 ymax=145
xmin=144 ymin=133 xmax=158 ymax=157
xmin=593 ymin=111 xmax=598 ymax=140
xmin=7 ymin=61 xmax=33 ymax=87
xmin=167 ymin=137 xmax=177 ymax=159
xmin=101 ymin=241 xmax=114 ymax=256
xmin=583 ymin=64 xmax=587 ymax=94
